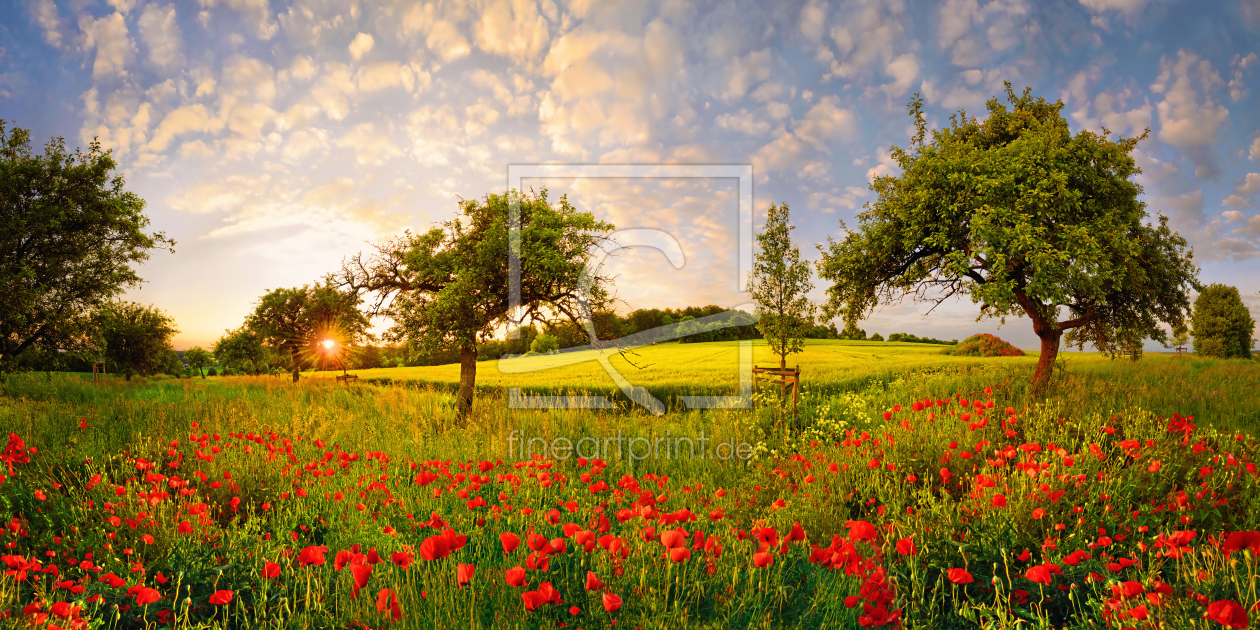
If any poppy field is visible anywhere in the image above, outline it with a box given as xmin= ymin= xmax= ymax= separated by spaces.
xmin=3 ymin=353 xmax=1260 ymax=629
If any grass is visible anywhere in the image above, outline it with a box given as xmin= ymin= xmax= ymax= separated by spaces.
xmin=2 ymin=341 xmax=1260 ymax=629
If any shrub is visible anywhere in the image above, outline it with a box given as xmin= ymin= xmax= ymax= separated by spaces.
xmin=530 ymin=334 xmax=559 ymax=354
xmin=869 ymin=333 xmax=884 ymax=341
xmin=206 ymin=367 xmax=217 ymax=377
xmin=942 ymin=333 xmax=1025 ymax=357
xmin=1192 ymin=284 xmax=1256 ymax=359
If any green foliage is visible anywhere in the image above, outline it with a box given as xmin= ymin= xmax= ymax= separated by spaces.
xmin=248 ymin=281 xmax=371 ymax=380
xmin=213 ymin=326 xmax=269 ymax=375
xmin=840 ymin=321 xmax=867 ymax=340
xmin=91 ymin=301 xmax=180 ymax=381
xmin=0 ymin=121 xmax=174 ymax=371
xmin=816 ymin=85 xmax=1199 ymax=389
xmin=886 ymin=332 xmax=955 ymax=345
xmin=183 ymin=346 xmax=213 ymax=379
xmin=529 ymin=334 xmax=559 ymax=354
xmin=750 ymin=203 xmax=816 ymax=368
xmin=870 ymin=333 xmax=884 ymax=341
xmin=941 ymin=333 xmax=1025 ymax=357
xmin=1192 ymin=283 xmax=1256 ymax=359
xmin=206 ymin=367 xmax=218 ymax=377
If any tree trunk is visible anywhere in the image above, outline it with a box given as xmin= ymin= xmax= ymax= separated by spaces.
xmin=200 ymin=367 xmax=206 ymax=379
xmin=291 ymin=347 xmax=301 ymax=383
xmin=457 ymin=344 xmax=477 ymax=417
xmin=1031 ymin=328 xmax=1061 ymax=392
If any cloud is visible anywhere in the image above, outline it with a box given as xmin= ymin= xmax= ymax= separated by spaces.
xmin=356 ymin=62 xmax=421 ymax=93
xmin=348 ymin=32 xmax=374 ymax=60
xmin=197 ymin=0 xmax=278 ymax=40
xmin=1229 ymin=53 xmax=1257 ymax=102
xmin=751 ymin=95 xmax=857 ymax=177
xmin=806 ymin=186 xmax=868 ymax=213
xmin=1151 ymin=50 xmax=1229 ymax=177
xmin=719 ymin=49 xmax=773 ymax=102
xmin=146 ymin=104 xmax=225 ymax=153
xmin=27 ymin=0 xmax=65 ymax=48
xmin=1226 ymin=173 xmax=1260 ymax=207
xmin=281 ymin=127 xmax=329 ymax=162
xmin=1064 ymin=63 xmax=1152 ymax=138
xmin=1077 ymin=0 xmax=1152 ymax=18
xmin=79 ymin=12 xmax=137 ymax=80
xmin=336 ymin=122 xmax=402 ymax=165
xmin=824 ymin=0 xmax=912 ymax=79
xmin=936 ymin=0 xmax=1033 ymax=68
xmin=1251 ymin=135 xmax=1260 ymax=160
xmin=881 ymin=53 xmax=920 ymax=96
xmin=138 ymin=4 xmax=186 ymax=74
xmin=473 ymin=0 xmax=551 ymax=65
xmin=800 ymin=0 xmax=827 ymax=42
xmin=715 ymin=109 xmax=771 ymax=135
xmin=794 ymin=95 xmax=858 ymax=149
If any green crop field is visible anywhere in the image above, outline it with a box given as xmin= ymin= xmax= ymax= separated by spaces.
xmin=3 ymin=342 xmax=1260 ymax=629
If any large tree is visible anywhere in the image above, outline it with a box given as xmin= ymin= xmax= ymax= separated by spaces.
xmin=817 ymin=85 xmax=1200 ymax=391
xmin=336 ymin=189 xmax=614 ymax=416
xmin=749 ymin=202 xmax=816 ymax=369
xmin=248 ymin=281 xmax=371 ymax=382
xmin=92 ymin=301 xmax=180 ymax=381
xmin=0 ymin=122 xmax=174 ymax=370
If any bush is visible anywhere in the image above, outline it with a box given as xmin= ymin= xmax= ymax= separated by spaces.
xmin=530 ymin=334 xmax=559 ymax=354
xmin=886 ymin=332 xmax=956 ymax=345
xmin=941 ymin=333 xmax=1025 ymax=357
xmin=869 ymin=333 xmax=884 ymax=341
xmin=206 ymin=367 xmax=217 ymax=377
xmin=1192 ymin=284 xmax=1256 ymax=359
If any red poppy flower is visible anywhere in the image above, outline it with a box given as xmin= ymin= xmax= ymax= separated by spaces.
xmin=349 ymin=563 xmax=373 ymax=598
xmin=669 ymin=547 xmax=691 ymax=562
xmin=419 ymin=535 xmax=450 ymax=561
xmin=263 ymin=561 xmax=281 ymax=578
xmin=522 ymin=590 xmax=548 ymax=611
xmin=660 ymin=529 xmax=687 ymax=549
xmin=391 ymin=551 xmax=413 ymax=569
xmin=947 ymin=568 xmax=973 ymax=584
xmin=895 ymin=536 xmax=916 ymax=556
xmin=457 ymin=563 xmax=475 ymax=588
xmin=298 ymin=546 xmax=327 ymax=567
xmin=505 ymin=566 xmax=527 ymax=587
xmin=134 ymin=587 xmax=161 ymax=606
xmin=602 ymin=592 xmax=623 ymax=613
xmin=1221 ymin=531 xmax=1260 ymax=555
xmin=500 ymin=533 xmax=521 ymax=555
xmin=992 ymin=494 xmax=1007 ymax=508
xmin=585 ymin=571 xmax=605 ymax=592
xmin=376 ymin=588 xmax=401 ymax=622
xmin=753 ymin=551 xmax=774 ymax=568
xmin=1024 ymin=565 xmax=1052 ymax=585
xmin=845 ymin=520 xmax=877 ymax=542
xmin=209 ymin=590 xmax=233 ymax=605
xmin=1204 ymin=600 xmax=1249 ymax=628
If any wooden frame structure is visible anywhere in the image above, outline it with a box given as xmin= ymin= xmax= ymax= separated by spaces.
xmin=1175 ymin=346 xmax=1187 ymax=357
xmin=91 ymin=362 xmax=106 ymax=385
xmin=753 ymin=364 xmax=801 ymax=415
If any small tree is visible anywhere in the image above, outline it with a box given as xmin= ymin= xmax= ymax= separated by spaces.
xmin=249 ymin=281 xmax=370 ymax=382
xmin=213 ymin=326 xmax=268 ymax=375
xmin=184 ymin=346 xmax=213 ymax=379
xmin=1191 ymin=284 xmax=1256 ymax=359
xmin=529 ymin=334 xmax=559 ymax=354
xmin=749 ymin=203 xmax=816 ymax=369
xmin=839 ymin=321 xmax=867 ymax=340
xmin=93 ymin=301 xmax=179 ymax=381
xmin=337 ymin=189 xmax=614 ymax=417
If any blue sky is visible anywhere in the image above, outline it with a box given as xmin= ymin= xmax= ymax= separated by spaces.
xmin=2 ymin=0 xmax=1259 ymax=351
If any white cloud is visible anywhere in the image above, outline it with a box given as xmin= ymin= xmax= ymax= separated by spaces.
xmin=866 ymin=146 xmax=897 ymax=181
xmin=138 ymin=4 xmax=186 ymax=74
xmin=882 ymin=53 xmax=920 ymax=96
xmin=806 ymin=186 xmax=867 ymax=213
xmin=1152 ymin=50 xmax=1227 ymax=148
xmin=79 ymin=12 xmax=137 ymax=80
xmin=1251 ymin=135 xmax=1260 ymax=160
xmin=28 ymin=0 xmax=65 ymax=48
xmin=720 ymin=49 xmax=772 ymax=102
xmin=715 ymin=109 xmax=770 ymax=135
xmin=800 ymin=0 xmax=827 ymax=42
xmin=348 ymin=32 xmax=374 ymax=60
xmin=146 ymin=104 xmax=225 ymax=152
xmin=1233 ymin=172 xmax=1260 ymax=197
xmin=826 ymin=0 xmax=911 ymax=78
xmin=750 ymin=95 xmax=857 ymax=176
xmin=356 ymin=62 xmax=417 ymax=93
xmin=474 ymin=0 xmax=550 ymax=65
xmin=1064 ymin=64 xmax=1152 ymax=138
xmin=336 ymin=123 xmax=401 ymax=165
xmin=936 ymin=0 xmax=1032 ymax=67
xmin=107 ymin=0 xmax=139 ymax=13
xmin=1077 ymin=0 xmax=1152 ymax=18
xmin=794 ymin=95 xmax=858 ymax=150
xmin=197 ymin=0 xmax=278 ymax=40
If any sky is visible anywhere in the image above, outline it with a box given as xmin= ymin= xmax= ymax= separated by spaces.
xmin=2 ymin=0 xmax=1260 ymax=352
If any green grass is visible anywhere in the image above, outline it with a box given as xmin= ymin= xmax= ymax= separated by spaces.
xmin=3 ymin=342 xmax=1260 ymax=629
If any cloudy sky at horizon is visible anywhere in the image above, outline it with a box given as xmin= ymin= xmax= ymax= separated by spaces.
xmin=3 ymin=0 xmax=1260 ymax=352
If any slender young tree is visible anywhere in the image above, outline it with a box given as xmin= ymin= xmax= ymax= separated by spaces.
xmin=248 ymin=281 xmax=370 ymax=381
xmin=336 ymin=189 xmax=614 ymax=417
xmin=817 ymin=85 xmax=1199 ymax=392
xmin=749 ymin=203 xmax=816 ymax=370
xmin=184 ymin=346 xmax=213 ymax=379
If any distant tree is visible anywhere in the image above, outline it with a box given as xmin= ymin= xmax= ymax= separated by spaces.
xmin=92 ymin=301 xmax=179 ymax=381
xmin=530 ymin=334 xmax=559 ymax=354
xmin=248 ymin=281 xmax=371 ymax=382
xmin=213 ymin=326 xmax=268 ymax=376
xmin=184 ymin=346 xmax=213 ymax=379
xmin=840 ymin=321 xmax=867 ymax=340
xmin=336 ymin=189 xmax=615 ymax=417
xmin=0 ymin=121 xmax=175 ymax=371
xmin=870 ymin=333 xmax=884 ymax=341
xmin=749 ymin=203 xmax=816 ymax=369
xmin=817 ymin=86 xmax=1199 ymax=392
xmin=1191 ymin=284 xmax=1256 ymax=359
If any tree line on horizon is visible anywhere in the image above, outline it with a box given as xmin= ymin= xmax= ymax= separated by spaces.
xmin=4 ymin=84 xmax=1258 ymax=407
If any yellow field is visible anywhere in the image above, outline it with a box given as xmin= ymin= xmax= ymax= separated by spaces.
xmin=310 ymin=339 xmax=1074 ymax=394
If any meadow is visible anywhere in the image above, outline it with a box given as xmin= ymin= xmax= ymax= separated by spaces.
xmin=3 ymin=340 xmax=1260 ymax=629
